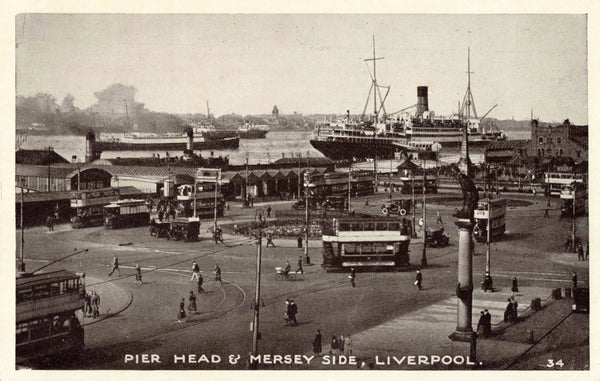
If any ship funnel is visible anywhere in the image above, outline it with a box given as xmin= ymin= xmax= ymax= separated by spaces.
xmin=417 ymin=86 xmax=429 ymax=118
xmin=85 ymin=131 xmax=97 ymax=163
xmin=184 ymin=127 xmax=194 ymax=160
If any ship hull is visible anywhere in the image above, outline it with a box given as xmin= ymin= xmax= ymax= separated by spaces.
xmin=310 ymin=137 xmax=492 ymax=161
xmin=203 ymin=130 xmax=268 ymax=139
xmin=95 ymin=137 xmax=239 ymax=151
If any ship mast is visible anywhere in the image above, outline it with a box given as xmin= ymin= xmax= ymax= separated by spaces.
xmin=460 ymin=47 xmax=478 ymax=120
xmin=364 ymin=36 xmax=384 ymax=124
xmin=124 ymin=99 xmax=130 ymax=129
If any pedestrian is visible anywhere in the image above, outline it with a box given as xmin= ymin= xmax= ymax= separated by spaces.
xmin=418 ymin=217 xmax=424 ymax=232
xmin=108 ymin=256 xmax=120 ymax=276
xmin=297 ymin=236 xmax=303 ymax=249
xmin=565 ymin=237 xmax=572 ymax=252
xmin=544 ymin=199 xmax=550 ymax=218
xmin=214 ymin=227 xmax=224 ymax=244
xmin=577 ymin=244 xmax=584 ymax=261
xmin=197 ymin=273 xmax=204 ymax=293
xmin=477 ymin=311 xmax=486 ymax=336
xmin=511 ymin=277 xmax=519 ymax=294
xmin=585 ymin=242 xmax=589 ymax=260
xmin=415 ymin=269 xmax=423 ymax=290
xmin=214 ymin=264 xmax=222 ymax=284
xmin=266 ymin=205 xmax=272 ymax=218
xmin=284 ymin=298 xmax=291 ymax=326
xmin=226 ymin=202 xmax=230 ymax=212
xmin=349 ymin=267 xmax=356 ymax=288
xmin=339 ymin=334 xmax=345 ymax=353
xmin=312 ymin=329 xmax=322 ymax=355
xmin=484 ymin=309 xmax=492 ymax=337
xmin=188 ymin=291 xmax=197 ymax=314
xmin=288 ymin=300 xmax=298 ymax=326
xmin=344 ymin=334 xmax=353 ymax=355
xmin=191 ymin=261 xmax=200 ymax=281
xmin=295 ymin=256 xmax=304 ymax=274
xmin=91 ymin=291 xmax=100 ymax=318
xmin=177 ymin=298 xmax=186 ymax=323
xmin=84 ymin=292 xmax=91 ymax=317
xmin=572 ymin=271 xmax=578 ymax=289
xmin=135 ymin=264 xmax=143 ymax=284
xmin=46 ymin=215 xmax=54 ymax=232
xmin=266 ymin=232 xmax=276 ymax=247
xmin=331 ymin=336 xmax=340 ymax=355
xmin=436 ymin=211 xmax=443 ymax=225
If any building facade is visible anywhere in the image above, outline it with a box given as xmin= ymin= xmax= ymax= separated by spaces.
xmin=528 ymin=119 xmax=588 ymax=161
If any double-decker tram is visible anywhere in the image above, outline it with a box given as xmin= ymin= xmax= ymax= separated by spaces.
xmin=70 ymin=188 xmax=120 ymax=228
xmin=176 ymin=183 xmax=224 ymax=218
xmin=298 ymin=171 xmax=374 ymax=210
xmin=104 ymin=199 xmax=149 ymax=229
xmin=545 ymin=172 xmax=585 ymax=196
xmin=398 ymin=173 xmax=438 ymax=194
xmin=560 ymin=181 xmax=586 ymax=217
xmin=473 ymin=198 xmax=506 ymax=242
xmin=321 ymin=217 xmax=411 ymax=271
xmin=16 ymin=270 xmax=85 ymax=364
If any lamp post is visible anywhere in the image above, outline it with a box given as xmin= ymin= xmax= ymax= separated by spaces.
xmin=571 ymin=186 xmax=576 ymax=252
xmin=245 ymin=153 xmax=249 ymax=206
xmin=347 ymin=162 xmax=352 ymax=213
xmin=421 ymin=160 xmax=428 ymax=267
xmin=412 ymin=169 xmax=416 ymax=238
xmin=19 ymin=179 xmax=25 ymax=272
xmin=304 ymin=171 xmax=311 ymax=265
xmin=213 ymin=169 xmax=221 ymax=235
xmin=251 ymin=222 xmax=263 ymax=367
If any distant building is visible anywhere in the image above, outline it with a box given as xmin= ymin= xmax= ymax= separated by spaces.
xmin=16 ymin=149 xmax=69 ymax=165
xmin=528 ymin=119 xmax=588 ymax=162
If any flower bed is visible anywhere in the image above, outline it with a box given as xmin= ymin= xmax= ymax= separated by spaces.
xmin=232 ymin=219 xmax=328 ymax=238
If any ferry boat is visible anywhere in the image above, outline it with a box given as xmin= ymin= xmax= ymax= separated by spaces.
xmin=309 ymin=43 xmax=505 ymax=161
xmin=95 ymin=129 xmax=239 ymax=151
xmin=200 ymin=122 xmax=269 ymax=140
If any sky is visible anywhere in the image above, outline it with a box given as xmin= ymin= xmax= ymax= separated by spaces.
xmin=16 ymin=14 xmax=588 ymax=124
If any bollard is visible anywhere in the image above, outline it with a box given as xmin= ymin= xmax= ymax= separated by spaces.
xmin=526 ymin=329 xmax=535 ymax=344
xmin=564 ymin=287 xmax=572 ymax=298
xmin=551 ymin=288 xmax=562 ymax=300
xmin=530 ymin=297 xmax=542 ymax=311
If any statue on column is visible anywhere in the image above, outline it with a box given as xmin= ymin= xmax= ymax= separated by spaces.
xmin=455 ymin=171 xmax=479 ymax=222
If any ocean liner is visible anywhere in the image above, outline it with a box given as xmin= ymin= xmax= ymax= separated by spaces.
xmin=94 ymin=128 xmax=239 ymax=151
xmin=310 ymin=43 xmax=504 ymax=161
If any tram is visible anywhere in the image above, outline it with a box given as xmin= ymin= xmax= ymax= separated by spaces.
xmin=398 ymin=174 xmax=438 ymax=194
xmin=296 ymin=171 xmax=374 ymax=210
xmin=104 ymin=199 xmax=149 ymax=229
xmin=473 ymin=198 xmax=506 ymax=242
xmin=70 ymin=188 xmax=120 ymax=228
xmin=545 ymin=172 xmax=585 ymax=197
xmin=176 ymin=183 xmax=224 ymax=218
xmin=321 ymin=217 xmax=411 ymax=272
xmin=16 ymin=270 xmax=85 ymax=364
xmin=560 ymin=181 xmax=586 ymax=217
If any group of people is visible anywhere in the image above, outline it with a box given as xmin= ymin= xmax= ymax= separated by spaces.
xmin=156 ymin=199 xmax=179 ymax=222
xmin=178 ymin=263 xmax=223 ymax=322
xmin=83 ymin=290 xmax=101 ymax=318
xmin=311 ymin=330 xmax=353 ymax=356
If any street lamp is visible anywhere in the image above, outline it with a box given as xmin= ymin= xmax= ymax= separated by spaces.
xmin=251 ymin=220 xmax=264 ymax=368
xmin=421 ymin=159 xmax=428 ymax=267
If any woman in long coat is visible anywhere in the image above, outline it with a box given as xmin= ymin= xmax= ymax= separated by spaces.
xmin=177 ymin=298 xmax=186 ymax=322
xmin=312 ymin=329 xmax=322 ymax=355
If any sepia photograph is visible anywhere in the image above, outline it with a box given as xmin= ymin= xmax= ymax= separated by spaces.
xmin=8 ymin=8 xmax=593 ymax=376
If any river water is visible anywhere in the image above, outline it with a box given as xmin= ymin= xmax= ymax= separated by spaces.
xmin=16 ymin=130 xmax=530 ymax=166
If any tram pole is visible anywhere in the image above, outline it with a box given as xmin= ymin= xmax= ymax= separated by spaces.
xmin=421 ymin=159 xmax=428 ymax=267
xmin=20 ymin=182 xmax=25 ymax=272
xmin=412 ymin=170 xmax=416 ymax=238
xmin=571 ymin=187 xmax=576 ymax=252
xmin=304 ymin=171 xmax=310 ymax=264
xmin=347 ymin=162 xmax=352 ymax=212
xmin=213 ymin=169 xmax=220 ymax=235
xmin=251 ymin=226 xmax=263 ymax=367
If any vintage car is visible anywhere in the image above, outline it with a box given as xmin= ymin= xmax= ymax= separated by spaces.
xmin=425 ymin=227 xmax=450 ymax=247
xmin=381 ymin=199 xmax=412 ymax=216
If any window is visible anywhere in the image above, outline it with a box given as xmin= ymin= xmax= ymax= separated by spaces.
xmin=539 ymin=137 xmax=544 ymax=144
xmin=557 ymin=137 xmax=562 ymax=144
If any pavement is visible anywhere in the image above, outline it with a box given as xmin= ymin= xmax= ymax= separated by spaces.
xmin=302 ymin=286 xmax=575 ymax=370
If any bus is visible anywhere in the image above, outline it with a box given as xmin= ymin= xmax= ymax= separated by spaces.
xmin=104 ymin=199 xmax=149 ymax=229
xmin=473 ymin=198 xmax=506 ymax=242
xmin=176 ymin=183 xmax=224 ymax=218
xmin=545 ymin=172 xmax=585 ymax=197
xmin=16 ymin=270 xmax=85 ymax=364
xmin=560 ymin=182 xmax=586 ymax=218
xmin=321 ymin=217 xmax=411 ymax=271
xmin=70 ymin=188 xmax=120 ymax=228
